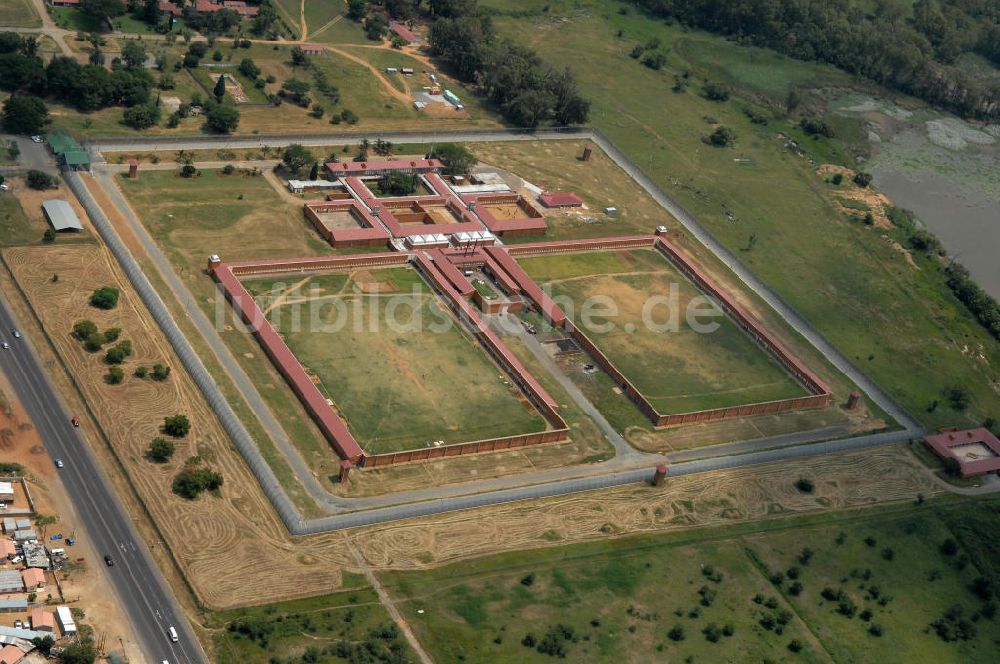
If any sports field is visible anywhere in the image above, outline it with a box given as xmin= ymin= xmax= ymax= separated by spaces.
xmin=244 ymin=268 xmax=548 ymax=454
xmin=520 ymin=250 xmax=806 ymax=414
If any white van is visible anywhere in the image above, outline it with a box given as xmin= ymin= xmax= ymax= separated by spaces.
xmin=167 ymin=626 xmax=178 ymax=643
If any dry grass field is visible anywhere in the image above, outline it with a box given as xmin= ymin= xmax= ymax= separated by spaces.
xmin=244 ymin=267 xmax=548 ymax=454
xmin=520 ymin=249 xmax=807 ymax=413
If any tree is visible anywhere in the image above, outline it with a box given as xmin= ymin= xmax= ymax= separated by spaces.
xmin=213 ymin=74 xmax=227 ymax=102
xmin=89 ymin=286 xmax=120 ymax=310
xmin=26 ymin=170 xmax=56 ymax=189
xmin=73 ymin=320 xmax=98 ymax=340
xmin=308 ymin=161 xmax=319 ymax=180
xmin=280 ymin=78 xmax=311 ymax=105
xmin=642 ymin=50 xmax=668 ymax=70
xmin=151 ymin=363 xmax=171 ymax=381
xmin=251 ymin=0 xmax=278 ymax=36
xmin=377 ymin=171 xmax=417 ymax=196
xmin=205 ymin=103 xmax=239 ymax=133
xmin=2 ymin=95 xmax=48 ymax=134
xmin=148 ymin=437 xmax=175 ymax=463
xmin=365 ymin=13 xmax=388 ymax=40
xmin=503 ymin=88 xmax=555 ymax=129
xmin=172 ymin=463 xmax=223 ymax=499
xmin=281 ymin=144 xmax=313 ymax=174
xmin=58 ymin=638 xmax=98 ymax=664
xmin=123 ymin=103 xmax=160 ymax=129
xmin=81 ymin=0 xmax=125 ymax=20
xmin=42 ymin=228 xmax=56 ymax=243
xmin=104 ymin=366 xmax=124 ymax=384
xmin=238 ymin=57 xmax=259 ymax=80
xmin=121 ymin=40 xmax=146 ymax=70
xmin=31 ymin=635 xmax=55 ymax=655
xmin=290 ymin=45 xmax=308 ymax=66
xmin=347 ymin=0 xmax=367 ymax=21
xmin=163 ymin=414 xmax=190 ymax=438
xmin=180 ymin=164 xmax=198 ymax=177
xmin=703 ymin=81 xmax=730 ymax=101
xmin=795 ymin=478 xmax=815 ymax=493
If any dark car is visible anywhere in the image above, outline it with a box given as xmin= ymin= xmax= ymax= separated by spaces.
xmin=104 ymin=555 xmax=114 ymax=567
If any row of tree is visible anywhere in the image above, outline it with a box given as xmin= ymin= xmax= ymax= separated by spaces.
xmin=427 ymin=2 xmax=589 ymax=127
xmin=629 ymin=0 xmax=1000 ymax=121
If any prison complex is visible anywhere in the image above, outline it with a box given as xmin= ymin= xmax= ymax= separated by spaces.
xmin=210 ymin=159 xmax=833 ymax=470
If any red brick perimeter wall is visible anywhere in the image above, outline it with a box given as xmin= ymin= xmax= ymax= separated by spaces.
xmin=492 ymin=237 xmax=833 ymax=428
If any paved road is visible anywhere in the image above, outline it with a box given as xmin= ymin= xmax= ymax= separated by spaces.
xmin=0 ymin=294 xmax=207 ymax=664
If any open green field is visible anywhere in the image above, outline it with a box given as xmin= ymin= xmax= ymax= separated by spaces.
xmin=521 ymin=250 xmax=806 ymax=413
xmin=208 ymin=582 xmax=417 ymax=663
xmin=243 ymin=268 xmax=548 ymax=454
xmin=0 ymin=191 xmax=36 ymax=245
xmin=382 ymin=498 xmax=1000 ymax=663
xmin=309 ymin=14 xmax=369 ymax=44
xmin=482 ymin=0 xmax=1000 ymax=431
xmin=0 ymin=0 xmax=39 ymax=27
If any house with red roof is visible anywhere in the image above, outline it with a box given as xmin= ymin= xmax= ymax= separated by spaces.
xmin=390 ymin=22 xmax=420 ymax=44
xmin=538 ymin=192 xmax=584 ymax=208
xmin=21 ymin=567 xmax=45 ymax=591
xmin=925 ymin=428 xmax=1000 ymax=478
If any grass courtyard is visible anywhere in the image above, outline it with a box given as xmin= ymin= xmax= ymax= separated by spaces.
xmin=381 ymin=498 xmax=1000 ymax=663
xmin=244 ymin=268 xmax=548 ymax=454
xmin=521 ymin=249 xmax=807 ymax=414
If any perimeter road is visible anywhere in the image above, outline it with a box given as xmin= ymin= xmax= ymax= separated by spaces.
xmin=0 ymin=294 xmax=207 ymax=664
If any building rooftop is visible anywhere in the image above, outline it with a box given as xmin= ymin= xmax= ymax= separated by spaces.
xmin=21 ymin=568 xmax=44 ymax=587
xmin=41 ymin=200 xmax=83 ymax=232
xmin=30 ymin=608 xmax=55 ymax=631
xmin=0 ymin=644 xmax=24 ymax=664
xmin=390 ymin=22 xmax=420 ymax=43
xmin=925 ymin=428 xmax=1000 ymax=477
xmin=538 ymin=192 xmax=584 ymax=208
xmin=0 ymin=540 xmax=16 ymax=557
xmin=325 ymin=159 xmax=443 ymax=175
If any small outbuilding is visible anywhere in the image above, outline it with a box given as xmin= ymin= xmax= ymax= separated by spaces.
xmin=41 ymin=200 xmax=83 ymax=232
xmin=30 ymin=608 xmax=55 ymax=632
xmin=21 ymin=567 xmax=45 ymax=590
xmin=0 ymin=482 xmax=12 ymax=502
xmin=538 ymin=192 xmax=584 ymax=208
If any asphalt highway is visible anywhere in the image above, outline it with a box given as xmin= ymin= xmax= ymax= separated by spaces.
xmin=0 ymin=293 xmax=206 ymax=664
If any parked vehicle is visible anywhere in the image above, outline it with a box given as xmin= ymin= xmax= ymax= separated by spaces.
xmin=104 ymin=555 xmax=114 ymax=567
xmin=50 ymin=534 xmax=62 ymax=541
xmin=168 ymin=626 xmax=178 ymax=643
xmin=71 ymin=416 xmax=80 ymax=427
xmin=11 ymin=330 xmax=20 ymax=338
xmin=66 ymin=538 xmax=75 ymax=546
xmin=30 ymin=135 xmax=43 ymax=143
xmin=1 ymin=342 xmax=9 ymax=350
xmin=54 ymin=459 xmax=64 ymax=468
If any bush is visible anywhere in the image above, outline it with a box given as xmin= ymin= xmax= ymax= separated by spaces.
xmin=831 ymin=172 xmax=844 ymax=185
xmin=72 ymin=320 xmax=98 ymax=340
xmin=853 ymin=171 xmax=873 ymax=187
xmin=180 ymin=164 xmax=198 ymax=178
xmin=642 ymin=50 xmax=668 ymax=70
xmin=800 ymin=116 xmax=835 ymax=138
xmin=104 ymin=366 xmax=124 ymax=384
xmin=89 ymin=286 xmax=120 ymax=310
xmin=341 ymin=108 xmax=358 ymax=124
xmin=148 ymin=437 xmax=175 ymax=463
xmin=163 ymin=414 xmax=190 ymax=438
xmin=104 ymin=340 xmax=132 ymax=365
xmin=83 ymin=332 xmax=105 ymax=353
xmin=795 ymin=477 xmax=814 ymax=493
xmin=703 ymin=81 xmax=730 ymax=101
xmin=788 ymin=639 xmax=803 ymax=652
xmin=707 ymin=126 xmax=736 ymax=147
xmin=172 ymin=464 xmax=223 ymax=499
xmin=133 ymin=365 xmax=148 ymax=378
xmin=869 ymin=623 xmax=884 ymax=636
xmin=205 ymin=103 xmax=239 ymax=133
xmin=702 ymin=623 xmax=722 ymax=642
xmin=151 ymin=363 xmax=171 ymax=381
xmin=667 ymin=624 xmax=685 ymax=641
xmin=26 ymin=170 xmax=56 ymax=190
xmin=102 ymin=327 xmax=121 ymax=343
xmin=42 ymin=228 xmax=56 ymax=243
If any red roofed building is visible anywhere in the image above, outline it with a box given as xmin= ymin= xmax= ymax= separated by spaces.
xmin=0 ymin=645 xmax=23 ymax=664
xmin=223 ymin=1 xmax=258 ymax=17
xmin=390 ymin=22 xmax=420 ymax=44
xmin=300 ymin=43 xmax=324 ymax=55
xmin=0 ymin=540 xmax=15 ymax=559
xmin=21 ymin=567 xmax=45 ymax=590
xmin=195 ymin=0 xmax=222 ymax=12
xmin=925 ymin=428 xmax=1000 ymax=478
xmin=538 ymin=192 xmax=583 ymax=208
xmin=159 ymin=1 xmax=182 ymax=16
xmin=48 ymin=0 xmax=80 ymax=6
xmin=30 ymin=608 xmax=55 ymax=632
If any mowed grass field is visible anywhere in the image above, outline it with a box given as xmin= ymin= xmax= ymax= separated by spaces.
xmin=521 ymin=250 xmax=806 ymax=413
xmin=0 ymin=0 xmax=39 ymax=27
xmin=382 ymin=499 xmax=1000 ymax=663
xmin=484 ymin=0 xmax=1000 ymax=431
xmin=244 ymin=268 xmax=547 ymax=454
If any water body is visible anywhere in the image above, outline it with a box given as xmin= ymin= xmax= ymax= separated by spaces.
xmin=830 ymin=93 xmax=1000 ymax=299
xmin=872 ymin=170 xmax=1000 ymax=299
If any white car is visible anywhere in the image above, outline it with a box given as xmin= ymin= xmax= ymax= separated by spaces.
xmin=54 ymin=459 xmax=64 ymax=468
xmin=0 ymin=183 xmax=9 ymax=191
xmin=1 ymin=342 xmax=9 ymax=349
xmin=31 ymin=135 xmax=43 ymax=143
xmin=11 ymin=330 xmax=19 ymax=338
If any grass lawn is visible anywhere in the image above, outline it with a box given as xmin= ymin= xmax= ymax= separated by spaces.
xmin=207 ymin=584 xmax=417 ymax=664
xmin=485 ymin=0 xmax=1000 ymax=430
xmin=520 ymin=250 xmax=806 ymax=414
xmin=243 ymin=268 xmax=548 ymax=454
xmin=49 ymin=6 xmax=105 ymax=32
xmin=0 ymin=0 xmax=39 ymax=27
xmin=381 ymin=498 xmax=1000 ymax=663
xmin=0 ymin=192 xmax=38 ymax=246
